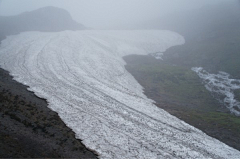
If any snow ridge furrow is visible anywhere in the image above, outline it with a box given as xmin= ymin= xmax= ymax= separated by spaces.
xmin=0 ymin=30 xmax=239 ymax=159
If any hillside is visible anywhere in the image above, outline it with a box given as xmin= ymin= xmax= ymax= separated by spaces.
xmin=0 ymin=6 xmax=98 ymax=158
xmin=124 ymin=2 xmax=240 ymax=150
xmin=1 ymin=30 xmax=239 ymax=158
xmin=0 ymin=68 xmax=97 ymax=158
xmin=0 ymin=6 xmax=85 ymax=43
xmin=141 ymin=2 xmax=240 ymax=78
xmin=124 ymin=54 xmax=240 ymax=151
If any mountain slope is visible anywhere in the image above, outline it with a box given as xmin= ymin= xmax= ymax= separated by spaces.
xmin=0 ymin=30 xmax=239 ymax=159
xmin=0 ymin=6 xmax=85 ymax=43
xmin=141 ymin=2 xmax=240 ymax=78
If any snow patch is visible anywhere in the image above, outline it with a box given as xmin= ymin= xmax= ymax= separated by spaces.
xmin=0 ymin=30 xmax=239 ymax=158
xmin=192 ymin=67 xmax=240 ymax=116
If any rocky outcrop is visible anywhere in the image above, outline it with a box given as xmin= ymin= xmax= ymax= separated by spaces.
xmin=0 ymin=68 xmax=97 ymax=158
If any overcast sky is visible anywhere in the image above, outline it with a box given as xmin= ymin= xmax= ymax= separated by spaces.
xmin=0 ymin=0 xmax=234 ymax=29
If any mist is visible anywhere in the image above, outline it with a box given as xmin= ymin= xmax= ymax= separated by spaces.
xmin=0 ymin=0 xmax=237 ymax=29
xmin=2 ymin=0 xmax=240 ymax=158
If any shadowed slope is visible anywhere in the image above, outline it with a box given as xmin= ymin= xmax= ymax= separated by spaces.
xmin=0 ymin=6 xmax=85 ymax=43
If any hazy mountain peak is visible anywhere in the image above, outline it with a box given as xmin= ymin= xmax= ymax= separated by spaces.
xmin=0 ymin=6 xmax=86 ymax=43
xmin=21 ymin=6 xmax=74 ymax=22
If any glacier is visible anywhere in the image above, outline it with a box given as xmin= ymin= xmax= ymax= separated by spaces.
xmin=0 ymin=30 xmax=239 ymax=159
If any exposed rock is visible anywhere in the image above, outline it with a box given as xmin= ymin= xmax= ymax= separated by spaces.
xmin=0 ymin=68 xmax=97 ymax=158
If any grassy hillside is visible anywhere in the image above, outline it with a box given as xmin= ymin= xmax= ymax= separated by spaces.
xmin=124 ymin=55 xmax=240 ymax=150
xmin=127 ymin=4 xmax=240 ymax=149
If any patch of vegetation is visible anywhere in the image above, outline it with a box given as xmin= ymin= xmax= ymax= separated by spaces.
xmin=203 ymin=112 xmax=240 ymax=129
xmin=124 ymin=55 xmax=240 ymax=150
xmin=184 ymin=110 xmax=240 ymax=131
xmin=124 ymin=55 xmax=220 ymax=111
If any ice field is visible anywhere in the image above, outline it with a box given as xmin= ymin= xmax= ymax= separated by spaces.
xmin=0 ymin=30 xmax=239 ymax=158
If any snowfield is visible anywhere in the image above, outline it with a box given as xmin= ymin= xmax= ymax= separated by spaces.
xmin=0 ymin=30 xmax=239 ymax=158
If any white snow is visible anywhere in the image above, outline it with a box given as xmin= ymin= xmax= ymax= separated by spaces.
xmin=192 ymin=67 xmax=240 ymax=116
xmin=0 ymin=30 xmax=239 ymax=159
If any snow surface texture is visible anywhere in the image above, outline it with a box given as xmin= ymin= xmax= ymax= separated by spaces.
xmin=0 ymin=30 xmax=239 ymax=159
xmin=192 ymin=67 xmax=240 ymax=116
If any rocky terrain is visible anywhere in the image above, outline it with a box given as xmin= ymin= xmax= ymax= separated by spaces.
xmin=1 ymin=4 xmax=240 ymax=158
xmin=0 ymin=68 xmax=98 ymax=158
xmin=0 ymin=30 xmax=239 ymax=159
xmin=0 ymin=6 xmax=98 ymax=158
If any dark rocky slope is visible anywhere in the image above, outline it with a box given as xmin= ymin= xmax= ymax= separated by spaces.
xmin=0 ymin=7 xmax=97 ymax=158
xmin=0 ymin=68 xmax=97 ymax=158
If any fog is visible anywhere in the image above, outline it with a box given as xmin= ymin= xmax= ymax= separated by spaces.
xmin=1 ymin=0 xmax=240 ymax=157
xmin=0 ymin=0 xmax=237 ymax=29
